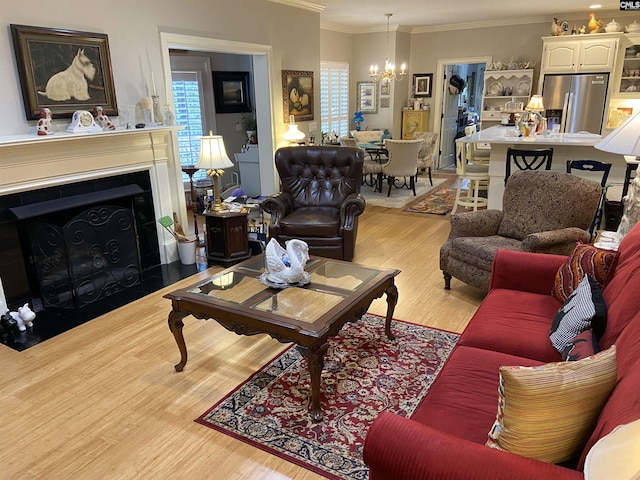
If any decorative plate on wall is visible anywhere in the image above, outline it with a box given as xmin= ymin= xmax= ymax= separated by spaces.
xmin=487 ymin=81 xmax=503 ymax=96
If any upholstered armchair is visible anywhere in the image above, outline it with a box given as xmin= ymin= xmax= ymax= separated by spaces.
xmin=440 ymin=170 xmax=602 ymax=290
xmin=263 ymin=146 xmax=366 ymax=261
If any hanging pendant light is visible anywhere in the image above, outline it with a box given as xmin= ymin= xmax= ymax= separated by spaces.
xmin=369 ymin=13 xmax=407 ymax=84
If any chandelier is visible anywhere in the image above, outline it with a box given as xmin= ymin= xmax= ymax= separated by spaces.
xmin=369 ymin=13 xmax=407 ymax=84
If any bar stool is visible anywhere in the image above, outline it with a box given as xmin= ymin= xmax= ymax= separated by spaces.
xmin=454 ymin=143 xmax=489 ymax=212
xmin=505 ymin=147 xmax=553 ymax=183
xmin=464 ymin=125 xmax=490 ymax=166
xmin=622 ymin=157 xmax=639 ymax=201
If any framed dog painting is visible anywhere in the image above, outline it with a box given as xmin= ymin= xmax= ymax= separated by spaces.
xmin=11 ymin=25 xmax=118 ymax=120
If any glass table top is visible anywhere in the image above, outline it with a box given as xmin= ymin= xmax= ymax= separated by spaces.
xmin=184 ymin=256 xmax=389 ymax=322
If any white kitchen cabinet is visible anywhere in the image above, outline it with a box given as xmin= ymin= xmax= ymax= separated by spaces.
xmin=480 ymin=69 xmax=533 ymax=128
xmin=541 ymin=34 xmax=621 ymax=73
xmin=615 ymin=34 xmax=640 ymax=95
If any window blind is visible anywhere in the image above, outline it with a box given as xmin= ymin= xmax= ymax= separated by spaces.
xmin=320 ymin=61 xmax=349 ymax=138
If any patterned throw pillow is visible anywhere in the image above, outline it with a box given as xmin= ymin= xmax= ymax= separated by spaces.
xmin=552 ymin=241 xmax=619 ymax=303
xmin=550 ymin=275 xmax=607 ymax=352
xmin=486 ymin=346 xmax=617 ymax=464
xmin=562 ymin=329 xmax=600 ymax=361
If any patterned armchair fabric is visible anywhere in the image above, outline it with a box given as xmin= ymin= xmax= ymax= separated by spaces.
xmin=412 ymin=131 xmax=438 ymax=185
xmin=439 ymin=170 xmax=602 ymax=290
xmin=262 ymin=146 xmax=366 ymax=261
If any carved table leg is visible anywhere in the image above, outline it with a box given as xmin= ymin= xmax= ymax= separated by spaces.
xmin=384 ymin=282 xmax=398 ymax=340
xmin=298 ymin=342 xmax=329 ymax=423
xmin=168 ymin=309 xmax=190 ymax=372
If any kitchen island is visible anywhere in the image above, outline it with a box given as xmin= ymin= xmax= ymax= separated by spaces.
xmin=457 ymin=125 xmax=626 ymax=209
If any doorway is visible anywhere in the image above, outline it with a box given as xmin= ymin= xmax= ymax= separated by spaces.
xmin=432 ymin=57 xmax=490 ymax=169
xmin=159 ymin=32 xmax=277 ymax=225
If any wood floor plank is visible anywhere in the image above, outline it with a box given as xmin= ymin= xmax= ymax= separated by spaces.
xmin=0 ymin=176 xmax=485 ymax=479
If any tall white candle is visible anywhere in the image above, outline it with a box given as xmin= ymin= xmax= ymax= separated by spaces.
xmin=0 ymin=276 xmax=8 ymax=314
xmin=151 ymin=71 xmax=157 ymax=96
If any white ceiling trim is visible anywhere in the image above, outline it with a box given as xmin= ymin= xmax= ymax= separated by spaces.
xmin=267 ymin=0 xmax=325 ymax=13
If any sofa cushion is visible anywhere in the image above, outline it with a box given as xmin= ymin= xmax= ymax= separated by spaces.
xmin=352 ymin=130 xmax=384 ymax=144
xmin=459 ymin=288 xmax=562 ymax=362
xmin=562 ymin=329 xmax=600 ymax=361
xmin=583 ymin=419 xmax=640 ymax=480
xmin=549 ymin=275 xmax=607 ymax=352
xmin=578 ymin=353 xmax=640 ymax=469
xmin=411 ymin=345 xmax=542 ymax=444
xmin=552 ymin=241 xmax=619 ymax=303
xmin=448 ymin=235 xmax=523 ymax=273
xmin=486 ymin=346 xmax=617 ymax=464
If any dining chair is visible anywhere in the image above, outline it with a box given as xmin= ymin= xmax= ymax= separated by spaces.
xmin=566 ymin=159 xmax=612 ymax=237
xmin=382 ymin=139 xmax=422 ymax=197
xmin=454 ymin=142 xmax=489 ymax=212
xmin=505 ymin=147 xmax=554 ymax=183
xmin=412 ymin=131 xmax=438 ymax=186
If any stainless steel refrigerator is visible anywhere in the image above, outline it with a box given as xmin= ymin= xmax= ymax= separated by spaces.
xmin=541 ymin=73 xmax=609 ymax=134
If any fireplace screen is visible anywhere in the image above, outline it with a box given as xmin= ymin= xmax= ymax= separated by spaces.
xmin=29 ymin=205 xmax=141 ymax=309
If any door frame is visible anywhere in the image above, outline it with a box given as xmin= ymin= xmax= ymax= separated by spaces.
xmin=159 ymin=32 xmax=277 ymax=228
xmin=432 ymin=56 xmax=491 ymax=169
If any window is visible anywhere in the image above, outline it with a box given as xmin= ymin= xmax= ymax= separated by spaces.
xmin=320 ymin=61 xmax=349 ymax=137
xmin=172 ymin=72 xmax=207 ymax=182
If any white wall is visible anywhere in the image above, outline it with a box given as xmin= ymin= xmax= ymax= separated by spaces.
xmin=0 ymin=0 xmax=319 ymax=143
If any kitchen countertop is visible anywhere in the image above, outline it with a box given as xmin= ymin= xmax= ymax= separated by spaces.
xmin=456 ymin=124 xmax=602 ymax=146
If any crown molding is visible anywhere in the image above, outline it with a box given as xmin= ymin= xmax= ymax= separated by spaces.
xmin=267 ymin=0 xmax=324 ymax=13
xmin=320 ymin=23 xmax=408 ymax=34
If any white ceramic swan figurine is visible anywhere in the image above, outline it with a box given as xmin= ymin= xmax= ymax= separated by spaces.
xmin=264 ymin=238 xmax=310 ymax=284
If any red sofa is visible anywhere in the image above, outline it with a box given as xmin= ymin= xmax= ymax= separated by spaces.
xmin=363 ymin=223 xmax=640 ymax=480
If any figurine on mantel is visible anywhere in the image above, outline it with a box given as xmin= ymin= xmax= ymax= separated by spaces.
xmin=94 ymin=106 xmax=115 ymax=131
xmin=36 ymin=107 xmax=54 ymax=136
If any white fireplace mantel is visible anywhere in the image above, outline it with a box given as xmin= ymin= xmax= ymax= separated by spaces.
xmin=0 ymin=126 xmax=186 ymax=264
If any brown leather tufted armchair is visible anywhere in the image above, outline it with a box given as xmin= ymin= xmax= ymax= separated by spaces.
xmin=263 ymin=146 xmax=366 ymax=261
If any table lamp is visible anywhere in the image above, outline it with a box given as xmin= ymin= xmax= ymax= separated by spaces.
xmin=524 ymin=95 xmax=546 ymax=133
xmin=197 ymin=131 xmax=234 ymax=212
xmin=595 ymin=111 xmax=640 ymax=238
xmin=283 ymin=115 xmax=305 ymax=144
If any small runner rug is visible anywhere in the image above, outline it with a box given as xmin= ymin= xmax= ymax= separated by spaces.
xmin=196 ymin=314 xmax=458 ymax=480
xmin=405 ymin=187 xmax=458 ymax=215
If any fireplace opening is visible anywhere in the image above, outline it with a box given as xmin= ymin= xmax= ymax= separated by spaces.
xmin=0 ymin=171 xmax=207 ymax=351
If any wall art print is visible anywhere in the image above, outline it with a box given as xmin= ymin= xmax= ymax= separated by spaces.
xmin=413 ymin=73 xmax=433 ymax=97
xmin=11 ymin=24 xmax=118 ymax=120
xmin=212 ymin=71 xmax=252 ymax=113
xmin=282 ymin=70 xmax=313 ymax=122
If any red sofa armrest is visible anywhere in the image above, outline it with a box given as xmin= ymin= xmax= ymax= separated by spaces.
xmin=363 ymin=413 xmax=583 ymax=480
xmin=488 ymin=249 xmax=566 ymax=295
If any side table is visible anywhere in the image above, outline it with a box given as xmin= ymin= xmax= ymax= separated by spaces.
xmin=205 ymin=211 xmax=251 ymax=266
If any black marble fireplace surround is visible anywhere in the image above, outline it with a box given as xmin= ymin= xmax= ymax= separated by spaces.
xmin=0 ymin=171 xmax=205 ymax=351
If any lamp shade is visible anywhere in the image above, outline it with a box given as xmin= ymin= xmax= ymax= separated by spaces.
xmin=525 ymin=95 xmax=545 ymax=112
xmin=595 ymin=111 xmax=640 ymax=156
xmin=196 ymin=131 xmax=233 ymax=169
xmin=283 ymin=115 xmax=305 ymax=142
xmin=353 ymin=111 xmax=364 ymax=123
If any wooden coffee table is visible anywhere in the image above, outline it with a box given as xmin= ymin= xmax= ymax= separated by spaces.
xmin=164 ymin=254 xmax=400 ymax=422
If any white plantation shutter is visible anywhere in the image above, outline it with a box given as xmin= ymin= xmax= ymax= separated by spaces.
xmin=320 ymin=61 xmax=349 ymax=137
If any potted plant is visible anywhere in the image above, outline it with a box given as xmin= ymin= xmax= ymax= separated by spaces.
xmin=242 ymin=114 xmax=257 ymax=144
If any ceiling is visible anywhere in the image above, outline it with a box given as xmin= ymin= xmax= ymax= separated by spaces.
xmin=272 ymin=0 xmax=627 ymax=33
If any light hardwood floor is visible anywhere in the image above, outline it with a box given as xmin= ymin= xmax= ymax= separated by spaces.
xmin=1 ymin=177 xmax=486 ymax=479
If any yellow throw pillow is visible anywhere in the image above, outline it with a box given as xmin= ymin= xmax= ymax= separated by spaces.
xmin=486 ymin=346 xmax=617 ymax=464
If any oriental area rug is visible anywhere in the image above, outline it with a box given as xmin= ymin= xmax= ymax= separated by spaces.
xmin=405 ymin=187 xmax=458 ymax=215
xmin=196 ymin=314 xmax=459 ymax=480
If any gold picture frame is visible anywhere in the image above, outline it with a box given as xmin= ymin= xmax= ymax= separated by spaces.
xmin=282 ymin=70 xmax=314 ymax=122
xmin=11 ymin=24 xmax=118 ymax=120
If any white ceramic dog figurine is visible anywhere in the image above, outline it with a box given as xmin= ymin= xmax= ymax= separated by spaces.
xmin=38 ymin=48 xmax=96 ymax=101
xmin=10 ymin=303 xmax=36 ymax=332
xmin=36 ymin=107 xmax=54 ymax=135
xmin=94 ymin=106 xmax=115 ymax=130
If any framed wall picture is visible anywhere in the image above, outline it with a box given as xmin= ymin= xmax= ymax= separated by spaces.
xmin=357 ymin=81 xmax=378 ymax=114
xmin=282 ymin=70 xmax=314 ymax=122
xmin=380 ymin=83 xmax=390 ymax=96
xmin=10 ymin=24 xmax=118 ymax=120
xmin=380 ymin=97 xmax=390 ymax=108
xmin=212 ymin=71 xmax=252 ymax=113
xmin=413 ymin=73 xmax=433 ymax=97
